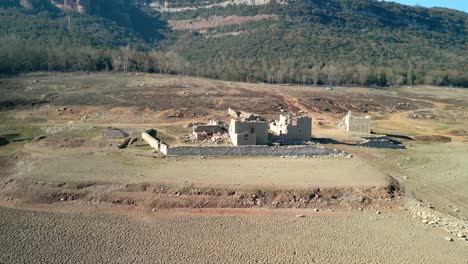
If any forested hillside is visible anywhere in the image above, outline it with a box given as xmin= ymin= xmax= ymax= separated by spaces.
xmin=1 ymin=0 xmax=467 ymax=87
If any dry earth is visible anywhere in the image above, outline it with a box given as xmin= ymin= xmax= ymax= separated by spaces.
xmin=15 ymin=144 xmax=388 ymax=188
xmin=0 ymin=206 xmax=467 ymax=264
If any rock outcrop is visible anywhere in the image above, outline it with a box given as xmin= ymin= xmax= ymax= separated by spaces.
xmin=50 ymin=0 xmax=90 ymax=14
xmin=18 ymin=0 xmax=90 ymax=14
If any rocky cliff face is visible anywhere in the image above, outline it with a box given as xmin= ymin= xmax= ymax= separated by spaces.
xmin=51 ymin=0 xmax=90 ymax=14
xmin=19 ymin=0 xmax=33 ymax=9
xmin=18 ymin=0 xmax=90 ymax=14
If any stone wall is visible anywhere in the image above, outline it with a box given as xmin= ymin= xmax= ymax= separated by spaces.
xmin=165 ymin=145 xmax=334 ymax=156
xmin=160 ymin=143 xmax=169 ymax=155
xmin=283 ymin=116 xmax=312 ymax=141
xmin=142 ymin=130 xmax=169 ymax=154
xmin=229 ymin=119 xmax=269 ymax=145
xmin=339 ymin=111 xmax=371 ymax=134
xmin=142 ymin=131 xmax=160 ymax=150
xmin=270 ymin=114 xmax=312 ymax=142
xmin=228 ymin=108 xmax=239 ymax=117
xmin=231 ymin=131 xmax=256 ymax=145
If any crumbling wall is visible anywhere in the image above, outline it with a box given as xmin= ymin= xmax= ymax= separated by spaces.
xmin=142 ymin=131 xmax=160 ymax=150
xmin=160 ymin=143 xmax=169 ymax=155
xmin=339 ymin=111 xmax=371 ymax=134
xmin=283 ymin=116 xmax=311 ymax=141
xmin=347 ymin=116 xmax=371 ymax=133
xmin=166 ymin=145 xmax=334 ymax=156
xmin=270 ymin=114 xmax=312 ymax=142
xmin=142 ymin=129 xmax=168 ymax=154
xmin=228 ymin=108 xmax=239 ymax=117
xmin=193 ymin=125 xmax=224 ymax=135
xmin=229 ymin=119 xmax=269 ymax=145
xmin=231 ymin=131 xmax=256 ymax=145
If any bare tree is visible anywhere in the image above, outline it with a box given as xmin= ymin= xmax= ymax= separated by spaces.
xmin=311 ymin=64 xmax=321 ymax=86
xmin=356 ymin=64 xmax=370 ymax=86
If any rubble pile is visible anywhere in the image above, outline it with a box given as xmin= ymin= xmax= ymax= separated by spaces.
xmin=211 ymin=132 xmax=230 ymax=144
xmin=187 ymin=119 xmax=229 ymax=144
xmin=409 ymin=201 xmax=467 ymax=242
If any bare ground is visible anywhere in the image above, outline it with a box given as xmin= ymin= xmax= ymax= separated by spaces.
xmin=0 ymin=205 xmax=466 ymax=264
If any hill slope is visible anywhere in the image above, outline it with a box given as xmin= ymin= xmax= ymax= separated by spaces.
xmin=0 ymin=0 xmax=467 ymax=87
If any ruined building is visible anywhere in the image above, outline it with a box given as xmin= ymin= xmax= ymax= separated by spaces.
xmin=190 ymin=120 xmax=226 ymax=142
xmin=269 ymin=114 xmax=312 ymax=142
xmin=338 ymin=111 xmax=371 ymax=134
xmin=229 ymin=119 xmax=269 ymax=146
xmin=228 ymin=107 xmax=313 ymax=146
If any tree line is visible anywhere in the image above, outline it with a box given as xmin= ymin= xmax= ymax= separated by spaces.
xmin=1 ymin=38 xmax=466 ymax=87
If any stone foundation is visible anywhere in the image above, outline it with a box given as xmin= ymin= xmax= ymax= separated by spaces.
xmin=165 ymin=145 xmax=334 ymax=157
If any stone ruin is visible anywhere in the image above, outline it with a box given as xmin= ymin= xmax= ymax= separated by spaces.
xmin=338 ymin=111 xmax=371 ymax=134
xmin=142 ymin=128 xmax=336 ymax=157
xmin=228 ymin=109 xmax=312 ymax=146
xmin=269 ymin=114 xmax=312 ymax=143
xmin=100 ymin=127 xmax=144 ymax=149
xmin=189 ymin=120 xmax=229 ymax=144
xmin=229 ymin=119 xmax=269 ymax=146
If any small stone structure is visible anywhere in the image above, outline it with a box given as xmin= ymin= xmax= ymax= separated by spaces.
xmin=142 ymin=129 xmax=169 ymax=153
xmin=338 ymin=111 xmax=371 ymax=134
xmin=270 ymin=114 xmax=312 ymax=142
xmin=228 ymin=108 xmax=313 ymax=146
xmin=190 ymin=120 xmax=227 ymax=142
xmin=190 ymin=132 xmax=208 ymax=141
xmin=229 ymin=119 xmax=269 ymax=146
xmin=101 ymin=128 xmax=129 ymax=139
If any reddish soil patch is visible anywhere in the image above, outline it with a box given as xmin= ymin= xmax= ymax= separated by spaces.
xmin=33 ymin=137 xmax=86 ymax=148
xmin=449 ymin=129 xmax=468 ymax=137
xmin=299 ymin=92 xmax=431 ymax=115
xmin=413 ymin=135 xmax=452 ymax=143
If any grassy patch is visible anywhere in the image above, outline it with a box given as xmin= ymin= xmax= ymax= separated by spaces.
xmin=0 ymin=112 xmax=15 ymax=124
xmin=0 ymin=124 xmax=44 ymax=155
xmin=0 ymin=125 xmax=43 ymax=142
xmin=434 ymin=125 xmax=449 ymax=131
xmin=23 ymin=116 xmax=47 ymax=123
xmin=155 ymin=127 xmax=178 ymax=145
xmin=134 ymin=145 xmax=154 ymax=151
xmin=45 ymin=126 xmax=100 ymax=139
